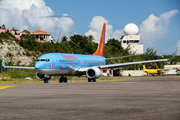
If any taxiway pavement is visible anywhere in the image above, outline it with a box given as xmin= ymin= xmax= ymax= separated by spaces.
xmin=0 ymin=77 xmax=180 ymax=120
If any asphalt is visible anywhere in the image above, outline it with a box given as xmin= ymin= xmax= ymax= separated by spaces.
xmin=0 ymin=77 xmax=180 ymax=120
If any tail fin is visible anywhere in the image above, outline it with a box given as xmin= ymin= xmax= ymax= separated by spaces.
xmin=143 ymin=65 xmax=146 ymax=71
xmin=92 ymin=23 xmax=106 ymax=57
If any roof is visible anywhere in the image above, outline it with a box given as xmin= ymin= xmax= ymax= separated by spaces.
xmin=11 ymin=28 xmax=19 ymax=31
xmin=32 ymin=30 xmax=50 ymax=35
xmin=20 ymin=31 xmax=28 ymax=33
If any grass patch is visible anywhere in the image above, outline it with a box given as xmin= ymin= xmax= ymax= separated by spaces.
xmin=2 ymin=69 xmax=36 ymax=79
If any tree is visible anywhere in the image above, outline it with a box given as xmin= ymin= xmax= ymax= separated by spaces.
xmin=69 ymin=35 xmax=96 ymax=54
xmin=105 ymin=38 xmax=132 ymax=65
xmin=87 ymin=35 xmax=94 ymax=43
xmin=2 ymin=24 xmax=6 ymax=30
xmin=61 ymin=36 xmax=68 ymax=43
xmin=129 ymin=47 xmax=167 ymax=70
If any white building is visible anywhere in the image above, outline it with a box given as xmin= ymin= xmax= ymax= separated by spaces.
xmin=31 ymin=30 xmax=53 ymax=42
xmin=120 ymin=23 xmax=143 ymax=54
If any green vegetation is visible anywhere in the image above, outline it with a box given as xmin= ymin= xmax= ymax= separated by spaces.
xmin=3 ymin=69 xmax=36 ymax=79
xmin=0 ymin=31 xmax=18 ymax=41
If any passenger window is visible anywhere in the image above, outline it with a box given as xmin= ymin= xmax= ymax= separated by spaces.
xmin=36 ymin=59 xmax=50 ymax=62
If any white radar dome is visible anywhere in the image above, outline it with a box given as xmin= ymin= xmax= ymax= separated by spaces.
xmin=124 ymin=23 xmax=139 ymax=35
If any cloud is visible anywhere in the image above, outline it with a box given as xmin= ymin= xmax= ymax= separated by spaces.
xmin=85 ymin=16 xmax=123 ymax=43
xmin=0 ymin=0 xmax=75 ymax=40
xmin=139 ymin=9 xmax=178 ymax=49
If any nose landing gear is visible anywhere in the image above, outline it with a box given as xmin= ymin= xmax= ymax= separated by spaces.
xmin=43 ymin=75 xmax=51 ymax=83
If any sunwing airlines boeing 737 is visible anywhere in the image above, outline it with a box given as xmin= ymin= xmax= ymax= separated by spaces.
xmin=2 ymin=23 xmax=177 ymax=83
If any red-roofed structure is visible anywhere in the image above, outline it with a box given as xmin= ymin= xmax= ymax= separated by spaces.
xmin=32 ymin=30 xmax=52 ymax=42
xmin=0 ymin=28 xmax=20 ymax=40
xmin=20 ymin=31 xmax=27 ymax=34
xmin=11 ymin=28 xmax=19 ymax=32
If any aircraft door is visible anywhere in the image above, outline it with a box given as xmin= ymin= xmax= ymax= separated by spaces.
xmin=52 ymin=55 xmax=59 ymax=67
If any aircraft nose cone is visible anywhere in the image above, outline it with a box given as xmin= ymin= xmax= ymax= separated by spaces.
xmin=35 ymin=62 xmax=43 ymax=69
xmin=35 ymin=62 xmax=45 ymax=74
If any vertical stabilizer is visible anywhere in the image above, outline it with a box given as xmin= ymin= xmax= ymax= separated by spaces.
xmin=143 ymin=65 xmax=146 ymax=71
xmin=92 ymin=23 xmax=106 ymax=57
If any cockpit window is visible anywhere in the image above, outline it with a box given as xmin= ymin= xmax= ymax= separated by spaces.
xmin=37 ymin=59 xmax=50 ymax=62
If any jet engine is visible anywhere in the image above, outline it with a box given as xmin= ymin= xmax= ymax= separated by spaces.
xmin=86 ymin=67 xmax=102 ymax=78
xmin=36 ymin=73 xmax=51 ymax=81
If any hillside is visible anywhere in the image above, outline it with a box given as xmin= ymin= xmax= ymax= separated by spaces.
xmin=0 ymin=40 xmax=35 ymax=66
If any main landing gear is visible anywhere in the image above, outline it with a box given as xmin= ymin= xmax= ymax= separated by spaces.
xmin=88 ymin=78 xmax=96 ymax=82
xmin=59 ymin=76 xmax=67 ymax=83
xmin=44 ymin=78 xmax=49 ymax=83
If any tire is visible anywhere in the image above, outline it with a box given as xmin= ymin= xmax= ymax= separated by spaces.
xmin=93 ymin=78 xmax=96 ymax=82
xmin=44 ymin=79 xmax=48 ymax=83
xmin=59 ymin=78 xmax=63 ymax=83
xmin=64 ymin=77 xmax=67 ymax=83
xmin=44 ymin=80 xmax=46 ymax=83
xmin=88 ymin=78 xmax=91 ymax=82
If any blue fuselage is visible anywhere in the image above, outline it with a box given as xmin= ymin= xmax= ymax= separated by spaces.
xmin=35 ymin=53 xmax=106 ymax=76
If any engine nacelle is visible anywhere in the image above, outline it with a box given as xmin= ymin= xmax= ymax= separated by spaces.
xmin=36 ymin=73 xmax=51 ymax=81
xmin=86 ymin=67 xmax=102 ymax=78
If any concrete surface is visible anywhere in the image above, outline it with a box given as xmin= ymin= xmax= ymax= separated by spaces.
xmin=0 ymin=77 xmax=180 ymax=120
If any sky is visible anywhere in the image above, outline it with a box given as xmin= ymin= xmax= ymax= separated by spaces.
xmin=0 ymin=0 xmax=179 ymax=55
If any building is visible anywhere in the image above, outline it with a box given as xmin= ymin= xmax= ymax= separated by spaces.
xmin=10 ymin=28 xmax=19 ymax=35
xmin=164 ymin=65 xmax=180 ymax=69
xmin=31 ymin=30 xmax=53 ymax=42
xmin=19 ymin=31 xmax=28 ymax=36
xmin=0 ymin=28 xmax=20 ymax=39
xmin=120 ymin=23 xmax=143 ymax=54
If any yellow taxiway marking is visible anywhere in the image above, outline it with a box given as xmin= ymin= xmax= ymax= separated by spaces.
xmin=0 ymin=85 xmax=17 ymax=90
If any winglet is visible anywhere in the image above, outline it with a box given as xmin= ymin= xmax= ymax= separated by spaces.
xmin=92 ymin=23 xmax=106 ymax=57
xmin=2 ymin=55 xmax=6 ymax=67
xmin=169 ymin=46 xmax=178 ymax=60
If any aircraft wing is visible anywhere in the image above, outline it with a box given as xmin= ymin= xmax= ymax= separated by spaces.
xmin=106 ymin=55 xmax=136 ymax=61
xmin=78 ymin=47 xmax=177 ymax=71
xmin=99 ymin=58 xmax=170 ymax=69
xmin=77 ymin=58 xmax=170 ymax=72
xmin=2 ymin=55 xmax=35 ymax=70
xmin=100 ymin=47 xmax=178 ymax=69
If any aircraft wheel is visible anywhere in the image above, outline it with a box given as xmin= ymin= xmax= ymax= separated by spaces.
xmin=93 ymin=78 xmax=96 ymax=82
xmin=88 ymin=78 xmax=91 ymax=82
xmin=64 ymin=77 xmax=67 ymax=83
xmin=44 ymin=79 xmax=48 ymax=83
xmin=44 ymin=80 xmax=46 ymax=83
xmin=59 ymin=77 xmax=63 ymax=83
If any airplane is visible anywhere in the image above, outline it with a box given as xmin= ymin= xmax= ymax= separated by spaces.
xmin=143 ymin=65 xmax=166 ymax=76
xmin=2 ymin=23 xmax=177 ymax=83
